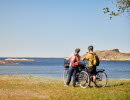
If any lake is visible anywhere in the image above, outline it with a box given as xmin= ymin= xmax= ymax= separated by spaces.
xmin=0 ymin=58 xmax=130 ymax=80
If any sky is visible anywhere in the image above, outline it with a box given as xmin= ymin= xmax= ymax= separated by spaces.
xmin=0 ymin=0 xmax=130 ymax=57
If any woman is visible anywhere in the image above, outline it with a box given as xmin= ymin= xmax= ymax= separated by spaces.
xmin=64 ymin=48 xmax=80 ymax=87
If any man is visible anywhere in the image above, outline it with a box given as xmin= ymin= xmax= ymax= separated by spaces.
xmin=64 ymin=48 xmax=80 ymax=87
xmin=85 ymin=45 xmax=98 ymax=87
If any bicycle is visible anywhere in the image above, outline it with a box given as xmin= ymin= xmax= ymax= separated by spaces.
xmin=63 ymin=59 xmax=108 ymax=88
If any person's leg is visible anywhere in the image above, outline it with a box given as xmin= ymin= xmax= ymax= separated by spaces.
xmin=88 ymin=67 xmax=93 ymax=87
xmin=75 ymin=68 xmax=79 ymax=82
xmin=72 ymin=68 xmax=78 ymax=87
xmin=93 ymin=75 xmax=96 ymax=83
xmin=66 ymin=67 xmax=74 ymax=85
xmin=93 ymin=75 xmax=99 ymax=87
xmin=92 ymin=66 xmax=98 ymax=86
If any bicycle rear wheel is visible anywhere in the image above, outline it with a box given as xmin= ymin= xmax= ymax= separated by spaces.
xmin=78 ymin=71 xmax=90 ymax=88
xmin=96 ymin=71 xmax=108 ymax=88
xmin=63 ymin=69 xmax=69 ymax=84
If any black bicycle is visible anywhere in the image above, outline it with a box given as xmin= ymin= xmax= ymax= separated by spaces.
xmin=63 ymin=59 xmax=108 ymax=88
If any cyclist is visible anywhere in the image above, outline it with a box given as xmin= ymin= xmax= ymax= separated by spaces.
xmin=84 ymin=45 xmax=98 ymax=87
xmin=64 ymin=48 xmax=81 ymax=87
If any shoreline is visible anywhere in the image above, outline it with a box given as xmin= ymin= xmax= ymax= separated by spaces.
xmin=0 ymin=61 xmax=19 ymax=65
xmin=0 ymin=74 xmax=130 ymax=81
xmin=1 ymin=57 xmax=130 ymax=61
xmin=0 ymin=75 xmax=130 ymax=80
xmin=4 ymin=58 xmax=35 ymax=62
xmin=100 ymin=59 xmax=130 ymax=61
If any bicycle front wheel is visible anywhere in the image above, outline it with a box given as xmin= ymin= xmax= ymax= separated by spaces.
xmin=96 ymin=71 xmax=108 ymax=88
xmin=63 ymin=69 xmax=69 ymax=84
xmin=78 ymin=71 xmax=90 ymax=88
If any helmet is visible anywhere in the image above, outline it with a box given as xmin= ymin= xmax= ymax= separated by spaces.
xmin=75 ymin=48 xmax=80 ymax=54
xmin=88 ymin=45 xmax=93 ymax=51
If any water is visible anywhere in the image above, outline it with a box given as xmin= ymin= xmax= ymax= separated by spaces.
xmin=0 ymin=58 xmax=130 ymax=80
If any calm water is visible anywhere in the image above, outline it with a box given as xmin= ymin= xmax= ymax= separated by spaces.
xmin=0 ymin=58 xmax=130 ymax=80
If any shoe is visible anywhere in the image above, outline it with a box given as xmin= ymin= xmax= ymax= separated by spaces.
xmin=93 ymin=85 xmax=99 ymax=88
xmin=64 ymin=84 xmax=69 ymax=87
xmin=72 ymin=85 xmax=75 ymax=88
xmin=76 ymin=81 xmax=79 ymax=84
xmin=88 ymin=86 xmax=93 ymax=88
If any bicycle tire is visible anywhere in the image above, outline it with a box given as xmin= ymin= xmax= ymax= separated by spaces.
xmin=96 ymin=71 xmax=108 ymax=88
xmin=79 ymin=71 xmax=90 ymax=88
xmin=63 ymin=69 xmax=69 ymax=84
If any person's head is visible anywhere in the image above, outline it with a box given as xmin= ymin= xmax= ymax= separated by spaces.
xmin=75 ymin=48 xmax=80 ymax=54
xmin=88 ymin=45 xmax=94 ymax=52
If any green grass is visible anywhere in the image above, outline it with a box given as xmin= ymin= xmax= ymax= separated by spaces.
xmin=0 ymin=75 xmax=130 ymax=100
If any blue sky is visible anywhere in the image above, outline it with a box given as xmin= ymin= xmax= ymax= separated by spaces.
xmin=0 ymin=0 xmax=130 ymax=57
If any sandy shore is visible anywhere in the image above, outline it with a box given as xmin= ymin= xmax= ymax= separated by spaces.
xmin=4 ymin=58 xmax=35 ymax=62
xmin=0 ymin=61 xmax=19 ymax=65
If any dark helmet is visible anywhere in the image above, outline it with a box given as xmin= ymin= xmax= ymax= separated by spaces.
xmin=75 ymin=48 xmax=80 ymax=54
xmin=88 ymin=45 xmax=94 ymax=51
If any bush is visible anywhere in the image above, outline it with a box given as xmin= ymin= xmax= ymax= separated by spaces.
xmin=113 ymin=49 xmax=120 ymax=52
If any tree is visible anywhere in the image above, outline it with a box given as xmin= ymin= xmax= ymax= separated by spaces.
xmin=103 ymin=0 xmax=130 ymax=19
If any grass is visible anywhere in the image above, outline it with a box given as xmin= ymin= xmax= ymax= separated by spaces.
xmin=0 ymin=75 xmax=130 ymax=100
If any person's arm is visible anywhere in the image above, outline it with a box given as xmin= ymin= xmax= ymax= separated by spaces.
xmin=85 ymin=53 xmax=90 ymax=60
xmin=81 ymin=52 xmax=89 ymax=61
xmin=65 ymin=57 xmax=71 ymax=60
xmin=64 ymin=54 xmax=72 ymax=60
xmin=79 ymin=56 xmax=81 ymax=60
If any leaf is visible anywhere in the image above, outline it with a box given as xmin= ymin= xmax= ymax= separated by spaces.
xmin=105 ymin=7 xmax=109 ymax=11
xmin=114 ymin=13 xmax=119 ymax=16
xmin=104 ymin=11 xmax=108 ymax=14
xmin=112 ymin=1 xmax=114 ymax=4
xmin=116 ymin=4 xmax=119 ymax=7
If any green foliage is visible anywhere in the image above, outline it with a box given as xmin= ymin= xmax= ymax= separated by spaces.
xmin=103 ymin=0 xmax=130 ymax=19
xmin=113 ymin=49 xmax=120 ymax=52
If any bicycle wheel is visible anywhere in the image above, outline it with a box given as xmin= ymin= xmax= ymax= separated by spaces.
xmin=78 ymin=71 xmax=90 ymax=88
xmin=63 ymin=69 xmax=69 ymax=84
xmin=96 ymin=71 xmax=108 ymax=88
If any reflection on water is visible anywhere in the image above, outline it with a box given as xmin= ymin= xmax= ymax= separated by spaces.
xmin=0 ymin=58 xmax=130 ymax=79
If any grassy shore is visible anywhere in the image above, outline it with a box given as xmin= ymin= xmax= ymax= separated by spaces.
xmin=0 ymin=75 xmax=129 ymax=100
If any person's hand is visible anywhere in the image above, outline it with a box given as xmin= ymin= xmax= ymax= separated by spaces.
xmin=64 ymin=58 xmax=67 ymax=60
xmin=64 ymin=58 xmax=69 ymax=60
xmin=82 ymin=57 xmax=86 ymax=61
xmin=86 ymin=51 xmax=88 ymax=54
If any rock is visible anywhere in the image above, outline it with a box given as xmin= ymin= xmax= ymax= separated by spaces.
xmin=81 ymin=50 xmax=130 ymax=61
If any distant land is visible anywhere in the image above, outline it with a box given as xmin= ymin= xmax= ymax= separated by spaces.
xmin=0 ymin=61 xmax=19 ymax=65
xmin=0 ymin=58 xmax=35 ymax=65
xmin=4 ymin=58 xmax=35 ymax=62
xmin=82 ymin=49 xmax=130 ymax=61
